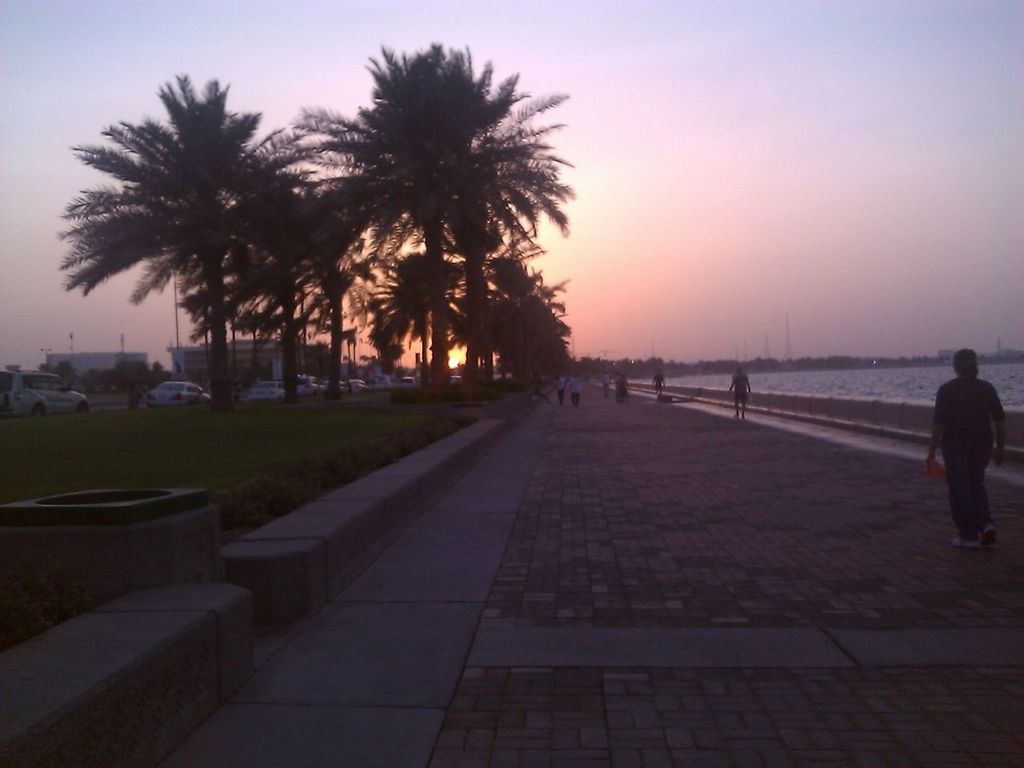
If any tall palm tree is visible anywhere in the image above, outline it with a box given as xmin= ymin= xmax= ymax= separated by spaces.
xmin=489 ymin=254 xmax=570 ymax=381
xmin=450 ymin=90 xmax=574 ymax=386
xmin=303 ymin=45 xmax=504 ymax=385
xmin=368 ymin=252 xmax=460 ymax=383
xmin=61 ymin=76 xmax=286 ymax=411
xmin=233 ymin=179 xmax=317 ymax=404
xmin=304 ymin=190 xmax=372 ymax=400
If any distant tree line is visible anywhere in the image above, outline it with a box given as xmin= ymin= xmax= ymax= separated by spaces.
xmin=571 ymin=352 xmax=1023 ymax=380
xmin=61 ymin=45 xmax=574 ymax=411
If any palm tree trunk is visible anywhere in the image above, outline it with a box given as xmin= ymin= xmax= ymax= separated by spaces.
xmin=425 ymin=220 xmax=448 ymax=386
xmin=203 ymin=258 xmax=233 ymax=413
xmin=325 ymin=291 xmax=343 ymax=399
xmin=463 ymin=245 xmax=486 ymax=387
xmin=282 ymin=298 xmax=299 ymax=404
xmin=419 ymin=312 xmax=429 ymax=385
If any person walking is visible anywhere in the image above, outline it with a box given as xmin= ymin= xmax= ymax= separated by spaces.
xmin=601 ymin=373 xmax=610 ymax=398
xmin=928 ymin=348 xmax=1006 ymax=548
xmin=653 ymin=371 xmax=665 ymax=396
xmin=570 ymin=374 xmax=582 ymax=408
xmin=729 ymin=366 xmax=751 ymax=418
xmin=556 ymin=374 xmax=567 ymax=406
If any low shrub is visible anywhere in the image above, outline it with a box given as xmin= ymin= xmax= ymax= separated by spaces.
xmin=0 ymin=571 xmax=93 ymax=652
xmin=390 ymin=384 xmax=504 ymax=405
xmin=488 ymin=379 xmax=528 ymax=393
xmin=216 ymin=415 xmax=469 ymax=531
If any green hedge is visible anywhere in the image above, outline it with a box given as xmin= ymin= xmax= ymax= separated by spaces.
xmin=216 ymin=415 xmax=471 ymax=530
xmin=0 ymin=571 xmax=93 ymax=653
xmin=389 ymin=384 xmax=504 ymax=405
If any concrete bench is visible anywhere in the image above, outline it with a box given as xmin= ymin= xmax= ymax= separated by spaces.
xmin=223 ymin=418 xmax=505 ymax=625
xmin=0 ymin=583 xmax=252 ymax=768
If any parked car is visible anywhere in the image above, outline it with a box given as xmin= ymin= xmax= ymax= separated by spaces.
xmin=296 ymin=375 xmax=321 ymax=397
xmin=0 ymin=369 xmax=89 ymax=417
xmin=344 ymin=378 xmax=368 ymax=393
xmin=145 ymin=381 xmax=211 ymax=407
xmin=244 ymin=381 xmax=285 ymax=402
xmin=398 ymin=376 xmax=417 ymax=389
xmin=368 ymin=375 xmax=394 ymax=390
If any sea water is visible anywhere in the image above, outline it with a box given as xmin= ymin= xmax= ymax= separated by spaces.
xmin=664 ymin=363 xmax=1024 ymax=409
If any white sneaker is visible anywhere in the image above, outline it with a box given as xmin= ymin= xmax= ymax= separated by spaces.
xmin=952 ymin=537 xmax=982 ymax=549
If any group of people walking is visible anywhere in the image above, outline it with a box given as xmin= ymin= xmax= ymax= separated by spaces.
xmin=555 ymin=374 xmax=583 ymax=407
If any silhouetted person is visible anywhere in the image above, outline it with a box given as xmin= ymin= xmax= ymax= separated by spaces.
xmin=928 ymin=349 xmax=1006 ymax=548
xmin=615 ymin=372 xmax=628 ymax=403
xmin=729 ymin=366 xmax=751 ymax=418
xmin=653 ymin=371 xmax=664 ymax=395
xmin=601 ymin=373 xmax=610 ymax=398
xmin=570 ymin=374 xmax=582 ymax=407
xmin=556 ymin=374 xmax=567 ymax=406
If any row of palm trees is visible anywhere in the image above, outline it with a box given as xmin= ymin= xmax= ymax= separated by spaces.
xmin=60 ymin=45 xmax=573 ymax=411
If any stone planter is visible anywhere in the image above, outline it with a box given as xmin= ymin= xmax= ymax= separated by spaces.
xmin=0 ymin=489 xmax=218 ymax=603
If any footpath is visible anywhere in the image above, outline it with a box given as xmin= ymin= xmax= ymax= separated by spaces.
xmin=163 ymin=390 xmax=1024 ymax=768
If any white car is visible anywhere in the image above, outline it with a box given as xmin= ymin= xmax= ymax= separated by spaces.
xmin=398 ymin=376 xmax=417 ymax=389
xmin=296 ymin=375 xmax=321 ymax=397
xmin=245 ymin=381 xmax=285 ymax=401
xmin=0 ymin=369 xmax=89 ymax=417
xmin=145 ymin=381 xmax=211 ymax=407
xmin=345 ymin=379 xmax=368 ymax=393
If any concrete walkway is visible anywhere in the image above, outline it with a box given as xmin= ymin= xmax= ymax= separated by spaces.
xmin=163 ymin=391 xmax=1024 ymax=768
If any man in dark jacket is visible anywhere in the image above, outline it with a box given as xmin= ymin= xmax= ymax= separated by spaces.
xmin=928 ymin=349 xmax=1006 ymax=547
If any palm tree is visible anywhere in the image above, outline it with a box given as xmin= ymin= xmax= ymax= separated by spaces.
xmin=489 ymin=254 xmax=570 ymax=381
xmin=304 ymin=190 xmax=372 ymax=400
xmin=304 ymin=45 xmax=506 ymax=386
xmin=233 ymin=180 xmax=316 ymax=404
xmin=450 ymin=90 xmax=574 ymax=386
xmin=368 ymin=252 xmax=461 ymax=383
xmin=61 ymin=76 xmax=287 ymax=411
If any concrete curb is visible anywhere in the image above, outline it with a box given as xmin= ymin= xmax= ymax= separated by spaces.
xmin=0 ymin=583 xmax=252 ymax=768
xmin=223 ymin=408 xmax=530 ymax=626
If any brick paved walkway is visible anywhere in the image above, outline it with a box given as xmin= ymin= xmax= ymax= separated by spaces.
xmin=432 ymin=393 xmax=1024 ymax=768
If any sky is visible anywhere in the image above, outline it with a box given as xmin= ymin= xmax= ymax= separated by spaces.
xmin=1 ymin=0 xmax=1021 ymax=369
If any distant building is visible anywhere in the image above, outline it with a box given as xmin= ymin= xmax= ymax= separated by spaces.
xmin=46 ymin=351 xmax=148 ymax=372
xmin=169 ymin=340 xmax=284 ymax=384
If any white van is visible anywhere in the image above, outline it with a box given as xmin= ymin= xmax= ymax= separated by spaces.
xmin=0 ymin=369 xmax=90 ymax=417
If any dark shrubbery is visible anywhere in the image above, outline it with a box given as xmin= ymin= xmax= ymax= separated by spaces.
xmin=0 ymin=571 xmax=93 ymax=653
xmin=389 ymin=384 xmax=504 ymax=405
xmin=216 ymin=415 xmax=470 ymax=530
xmin=488 ymin=379 xmax=527 ymax=393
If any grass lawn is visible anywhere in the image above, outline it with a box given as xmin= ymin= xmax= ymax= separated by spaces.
xmin=0 ymin=404 xmax=431 ymax=504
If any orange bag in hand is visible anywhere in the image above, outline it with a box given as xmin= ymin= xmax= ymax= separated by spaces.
xmin=924 ymin=457 xmax=946 ymax=479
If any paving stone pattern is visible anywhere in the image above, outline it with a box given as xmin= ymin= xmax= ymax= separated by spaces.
xmin=483 ymin=399 xmax=1022 ymax=630
xmin=433 ymin=666 xmax=1024 ymax=768
xmin=434 ymin=395 xmax=1024 ymax=768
